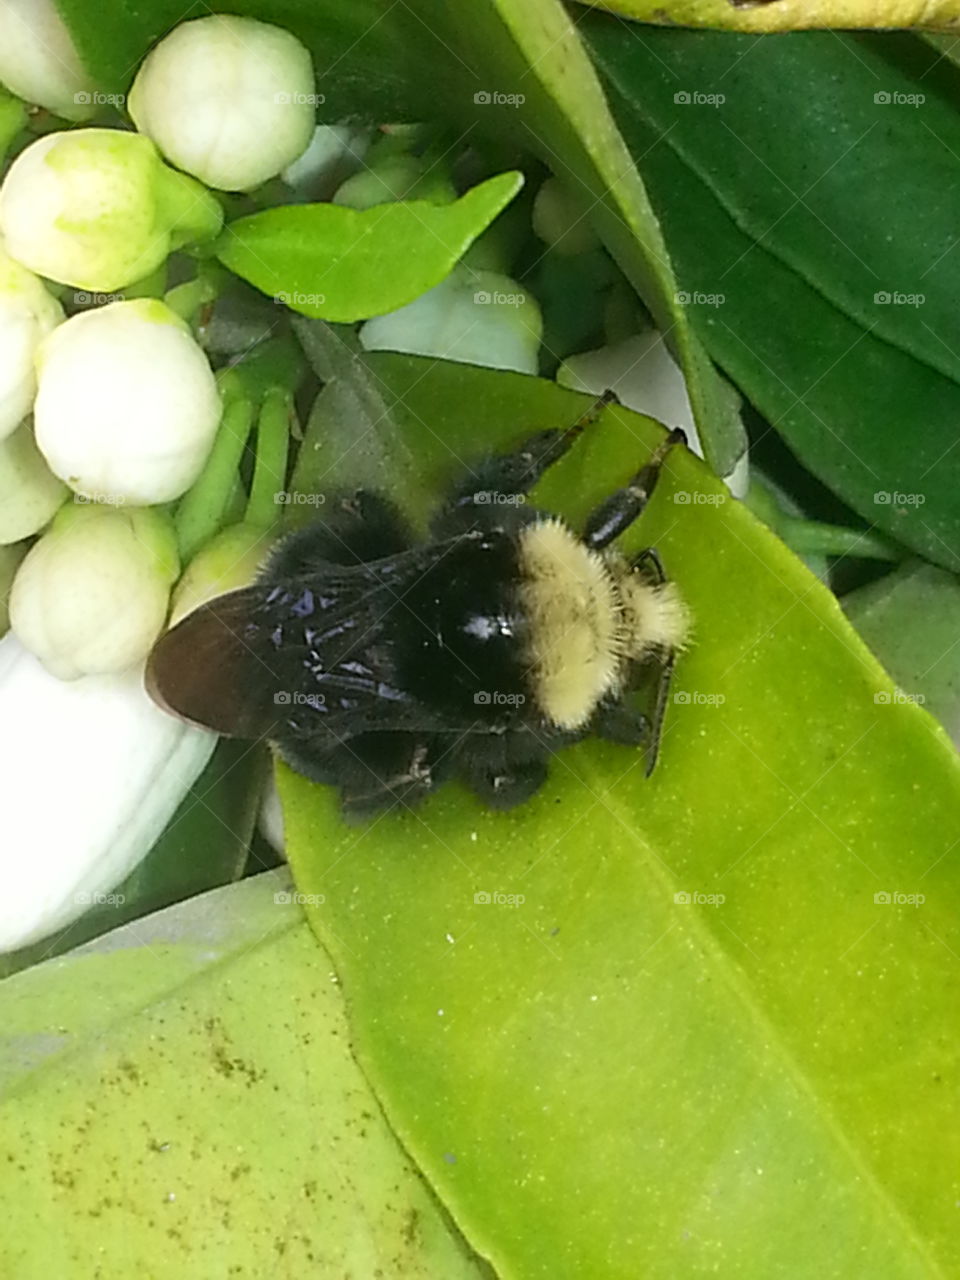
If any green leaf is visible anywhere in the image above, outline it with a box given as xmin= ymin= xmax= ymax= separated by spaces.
xmin=0 ymin=872 xmax=491 ymax=1279
xmin=844 ymin=560 xmax=960 ymax=744
xmin=277 ymin=355 xmax=960 ymax=1277
xmin=582 ymin=25 xmax=960 ymax=570
xmin=216 ymin=172 xmax=524 ymax=322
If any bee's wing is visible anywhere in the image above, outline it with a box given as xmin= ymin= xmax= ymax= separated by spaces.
xmin=146 ymin=587 xmax=289 ymax=739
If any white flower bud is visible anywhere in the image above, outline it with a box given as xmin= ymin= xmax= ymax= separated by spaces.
xmin=10 ymin=502 xmax=179 ymax=680
xmin=0 ymin=241 xmax=63 ymax=440
xmin=129 ymin=16 xmax=316 ymax=192
xmin=360 ymin=267 xmax=542 ymax=375
xmin=282 ymin=124 xmax=371 ymax=198
xmin=532 ymin=176 xmax=599 ymax=256
xmin=169 ymin=522 xmax=276 ymax=626
xmin=0 ymin=0 xmax=97 ymax=121
xmin=0 ymin=419 xmax=67 ymax=544
xmin=0 ymin=129 xmax=223 ymax=291
xmin=0 ymin=633 xmax=215 ymax=952
xmin=34 ymin=299 xmax=222 ymax=504
xmin=0 ymin=541 xmax=27 ymax=636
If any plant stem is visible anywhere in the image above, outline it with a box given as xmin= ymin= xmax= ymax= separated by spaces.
xmin=245 ymin=387 xmax=293 ymax=531
xmin=175 ymin=381 xmax=254 ymax=561
xmin=164 ymin=274 xmax=220 ymax=325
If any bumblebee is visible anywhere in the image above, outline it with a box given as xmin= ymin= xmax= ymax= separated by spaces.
xmin=146 ymin=408 xmax=690 ymax=820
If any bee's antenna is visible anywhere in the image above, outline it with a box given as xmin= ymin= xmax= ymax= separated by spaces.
xmin=560 ymin=386 xmax=620 ymax=446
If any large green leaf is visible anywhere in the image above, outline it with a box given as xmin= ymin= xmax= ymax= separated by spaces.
xmin=844 ymin=560 xmax=960 ymax=744
xmin=216 ymin=172 xmax=525 ymax=322
xmin=582 ymin=25 xmax=960 ymax=570
xmin=277 ymin=355 xmax=960 ymax=1277
xmin=0 ymin=872 xmax=490 ymax=1279
xmin=53 ymin=0 xmax=745 ymax=475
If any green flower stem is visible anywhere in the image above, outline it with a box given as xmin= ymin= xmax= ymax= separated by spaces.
xmin=123 ymin=263 xmax=168 ymax=300
xmin=745 ymin=478 xmax=901 ymax=562
xmin=154 ymin=164 xmax=224 ymax=251
xmin=164 ymin=275 xmax=219 ymax=324
xmin=778 ymin=517 xmax=902 ymax=563
xmin=245 ymin=387 xmax=292 ymax=531
xmin=175 ymin=379 xmax=255 ymax=561
xmin=0 ymin=91 xmax=25 ymax=164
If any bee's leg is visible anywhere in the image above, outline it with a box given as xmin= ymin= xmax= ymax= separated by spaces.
xmin=336 ymin=732 xmax=450 ymax=822
xmin=625 ymin=547 xmax=678 ymax=777
xmin=455 ymin=725 xmax=554 ymax=810
xmin=266 ymin=490 xmax=412 ymax=575
xmin=582 ymin=428 xmax=686 ymax=551
xmin=461 ymin=757 xmax=550 ymax=811
xmin=591 ymin=700 xmax=651 ymax=747
xmin=433 ymin=391 xmax=617 ymax=536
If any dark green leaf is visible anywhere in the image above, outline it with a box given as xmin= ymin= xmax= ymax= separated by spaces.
xmin=583 ymin=24 xmax=960 ymax=569
xmin=845 ymin=560 xmax=960 ymax=744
